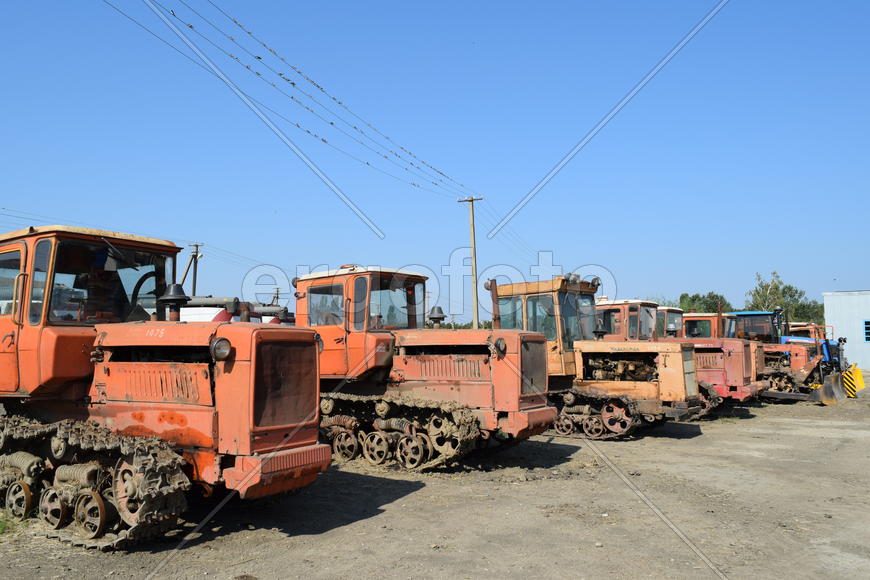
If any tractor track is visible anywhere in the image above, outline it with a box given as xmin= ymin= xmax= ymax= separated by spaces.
xmin=0 ymin=416 xmax=189 ymax=550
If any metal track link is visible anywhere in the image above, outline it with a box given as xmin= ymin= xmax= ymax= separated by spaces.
xmin=0 ymin=415 xmax=189 ymax=551
xmin=321 ymin=392 xmax=480 ymax=470
xmin=547 ymin=392 xmax=640 ymax=440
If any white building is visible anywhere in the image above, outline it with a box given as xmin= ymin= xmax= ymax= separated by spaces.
xmin=823 ymin=291 xmax=870 ymax=369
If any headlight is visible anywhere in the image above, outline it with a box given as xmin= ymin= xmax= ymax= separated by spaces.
xmin=210 ymin=337 xmax=232 ymax=361
xmin=494 ymin=337 xmax=507 ymax=358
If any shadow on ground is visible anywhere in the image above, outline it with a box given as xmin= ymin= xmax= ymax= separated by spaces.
xmin=454 ymin=438 xmax=580 ymax=472
xmin=147 ymin=468 xmax=425 ymax=552
xmin=642 ymin=421 xmax=704 ymax=439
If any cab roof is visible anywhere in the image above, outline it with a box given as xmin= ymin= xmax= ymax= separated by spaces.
xmin=684 ymin=312 xmax=736 ymax=318
xmin=729 ymin=311 xmax=773 ymax=316
xmin=596 ymin=298 xmax=658 ymax=306
xmin=0 ymin=225 xmax=179 ymax=250
xmin=496 ymin=275 xmax=597 ymax=296
xmin=296 ymin=265 xmax=428 ymax=282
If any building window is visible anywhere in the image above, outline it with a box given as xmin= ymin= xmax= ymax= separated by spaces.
xmin=865 ymin=320 xmax=870 ymax=342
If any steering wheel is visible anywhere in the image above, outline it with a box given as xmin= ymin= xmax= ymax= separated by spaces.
xmin=128 ymin=271 xmax=157 ymax=318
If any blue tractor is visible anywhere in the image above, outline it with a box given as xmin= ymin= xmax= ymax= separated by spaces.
xmin=730 ymin=309 xmax=862 ymax=403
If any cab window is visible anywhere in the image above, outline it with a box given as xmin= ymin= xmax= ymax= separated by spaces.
xmin=352 ymin=277 xmax=367 ymax=331
xmin=526 ymin=294 xmax=557 ymax=341
xmin=0 ymin=250 xmax=22 ymax=316
xmin=308 ymin=284 xmax=344 ymax=326
xmin=628 ymin=306 xmax=639 ymax=340
xmin=369 ymin=276 xmax=424 ymax=330
xmin=47 ymin=239 xmax=168 ymax=324
xmin=723 ymin=318 xmax=737 ymax=338
xmin=685 ymin=319 xmax=712 ymax=338
xmin=498 ymin=296 xmax=523 ymax=330
xmin=598 ymin=308 xmax=620 ymax=335
xmin=638 ymin=306 xmax=656 ymax=341
xmin=29 ymin=239 xmax=51 ymax=325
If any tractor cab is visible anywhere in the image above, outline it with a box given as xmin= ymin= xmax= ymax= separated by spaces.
xmin=293 ymin=265 xmax=426 ymax=380
xmin=731 ymin=310 xmax=784 ymax=343
xmin=683 ymin=313 xmax=737 ymax=339
xmin=594 ymin=299 xmax=658 ymax=341
xmin=487 ymin=275 xmax=598 ymax=379
xmin=0 ymin=226 xmax=179 ymax=396
xmin=657 ymin=307 xmax=684 ymax=338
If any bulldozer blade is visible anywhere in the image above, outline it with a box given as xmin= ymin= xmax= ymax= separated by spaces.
xmin=811 ymin=375 xmax=847 ymax=406
xmin=843 ymin=364 xmax=865 ymax=398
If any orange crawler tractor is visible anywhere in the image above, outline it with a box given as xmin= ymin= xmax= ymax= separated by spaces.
xmin=488 ymin=276 xmax=702 ymax=439
xmin=0 ymin=226 xmax=330 ymax=549
xmin=292 ymin=266 xmax=555 ymax=469
xmin=595 ymin=299 xmax=724 ymax=413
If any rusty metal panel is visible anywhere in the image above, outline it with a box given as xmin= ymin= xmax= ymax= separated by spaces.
xmin=418 ymin=356 xmax=485 ymax=379
xmin=98 ymin=362 xmax=212 ymax=406
xmin=695 ymin=352 xmax=723 ymax=369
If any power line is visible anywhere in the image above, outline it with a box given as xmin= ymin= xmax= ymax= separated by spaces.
xmin=203 ymin=0 xmax=474 ymax=194
xmin=101 ymin=0 xmax=455 ymax=199
xmin=159 ymin=1 xmax=466 ymax=199
xmin=101 ymin=2 xmax=542 ymax=261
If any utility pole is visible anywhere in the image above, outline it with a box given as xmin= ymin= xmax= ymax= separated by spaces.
xmin=190 ymin=243 xmax=203 ymax=296
xmin=458 ymin=197 xmax=484 ymax=329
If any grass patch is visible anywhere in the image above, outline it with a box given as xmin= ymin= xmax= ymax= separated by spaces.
xmin=0 ymin=513 xmax=13 ymax=534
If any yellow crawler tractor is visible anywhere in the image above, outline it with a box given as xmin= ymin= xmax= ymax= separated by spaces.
xmin=487 ymin=276 xmax=702 ymax=439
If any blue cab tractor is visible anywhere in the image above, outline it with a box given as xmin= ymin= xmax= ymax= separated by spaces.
xmin=730 ymin=308 xmax=863 ymax=403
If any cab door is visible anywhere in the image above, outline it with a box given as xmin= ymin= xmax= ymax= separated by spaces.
xmin=303 ymin=281 xmax=349 ymax=377
xmin=344 ymin=275 xmax=370 ymax=374
xmin=0 ymin=244 xmax=24 ymax=392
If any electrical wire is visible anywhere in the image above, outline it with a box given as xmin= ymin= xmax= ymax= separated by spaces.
xmin=158 ymin=1 xmax=465 ymax=198
xmin=102 ymin=0 xmax=457 ymax=199
xmin=99 ymin=2 xmax=542 ymax=265
xmin=203 ymin=0 xmax=474 ymax=194
xmin=175 ymin=0 xmax=467 ymax=197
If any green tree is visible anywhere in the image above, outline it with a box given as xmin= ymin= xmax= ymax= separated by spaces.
xmin=644 ymin=295 xmax=679 ymax=307
xmin=744 ymin=271 xmax=824 ymax=324
xmin=678 ymin=292 xmax=733 ymax=313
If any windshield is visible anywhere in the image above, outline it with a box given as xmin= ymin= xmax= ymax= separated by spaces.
xmin=369 ymin=275 xmax=424 ymax=330
xmin=685 ymin=319 xmax=712 ymax=338
xmin=559 ymin=291 xmax=595 ymax=344
xmin=657 ymin=311 xmax=683 ymax=337
xmin=734 ymin=314 xmax=777 ymax=342
xmin=42 ymin=239 xmax=170 ymax=325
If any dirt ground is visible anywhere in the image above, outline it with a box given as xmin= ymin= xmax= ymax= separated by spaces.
xmin=1 ymin=392 xmax=868 ymax=580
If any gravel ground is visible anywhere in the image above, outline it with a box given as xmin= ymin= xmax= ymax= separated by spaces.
xmin=1 ymin=393 xmax=868 ymax=580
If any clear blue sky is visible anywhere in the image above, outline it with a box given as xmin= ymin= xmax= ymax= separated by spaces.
xmin=1 ymin=1 xmax=867 ymax=319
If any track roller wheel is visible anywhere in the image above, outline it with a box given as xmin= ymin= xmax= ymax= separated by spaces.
xmin=332 ymin=429 xmax=361 ymax=461
xmin=362 ymin=432 xmax=392 ymax=465
xmin=50 ymin=436 xmax=70 ymax=462
xmin=74 ymin=490 xmax=107 ymax=539
xmin=5 ymin=481 xmax=33 ymax=520
xmin=553 ymin=413 xmax=575 ymax=436
xmin=114 ymin=455 xmax=151 ymax=526
xmin=39 ymin=486 xmax=68 ymax=529
xmin=396 ymin=434 xmax=432 ymax=469
xmin=581 ymin=416 xmax=606 ymax=439
xmin=601 ymin=401 xmax=634 ymax=434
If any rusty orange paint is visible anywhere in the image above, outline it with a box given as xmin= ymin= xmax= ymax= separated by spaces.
xmin=0 ymin=225 xmax=330 ymax=504
xmin=157 ymin=411 xmax=189 ymax=427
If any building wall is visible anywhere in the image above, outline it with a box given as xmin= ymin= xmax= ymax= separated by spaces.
xmin=823 ymin=291 xmax=870 ymax=369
